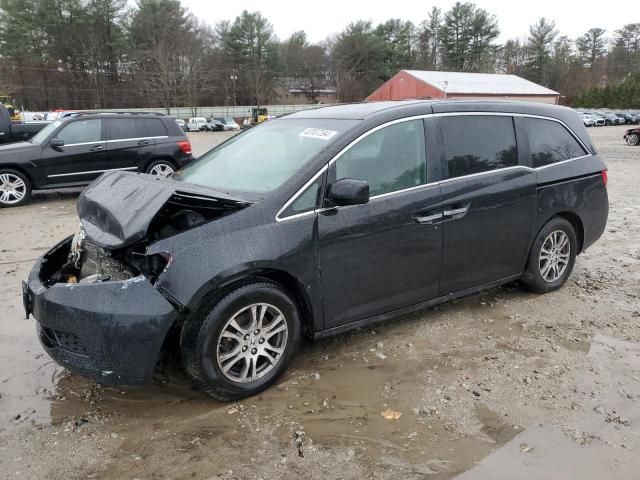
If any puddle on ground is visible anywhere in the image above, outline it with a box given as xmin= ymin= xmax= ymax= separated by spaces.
xmin=455 ymin=334 xmax=640 ymax=479
xmin=2 ymin=312 xmax=526 ymax=479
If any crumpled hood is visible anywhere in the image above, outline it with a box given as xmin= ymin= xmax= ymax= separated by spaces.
xmin=77 ymin=171 xmax=250 ymax=249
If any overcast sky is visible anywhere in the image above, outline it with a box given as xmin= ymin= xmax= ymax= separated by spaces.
xmin=181 ymin=0 xmax=624 ymax=43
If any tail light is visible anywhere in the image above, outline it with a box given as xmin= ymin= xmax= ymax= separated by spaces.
xmin=177 ymin=140 xmax=192 ymax=155
xmin=601 ymin=170 xmax=608 ymax=188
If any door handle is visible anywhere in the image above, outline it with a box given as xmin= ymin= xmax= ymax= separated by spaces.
xmin=137 ymin=140 xmax=150 ymax=145
xmin=89 ymin=145 xmax=104 ymax=152
xmin=413 ymin=212 xmax=443 ymax=224
xmin=442 ymin=204 xmax=470 ymax=219
xmin=443 ymin=206 xmax=468 ymax=216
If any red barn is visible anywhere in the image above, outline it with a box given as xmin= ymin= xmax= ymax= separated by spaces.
xmin=367 ymin=70 xmax=560 ymax=104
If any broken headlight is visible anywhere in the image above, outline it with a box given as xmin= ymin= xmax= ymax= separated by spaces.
xmin=131 ymin=252 xmax=172 ymax=283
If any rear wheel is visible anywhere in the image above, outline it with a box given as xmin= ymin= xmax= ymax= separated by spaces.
xmin=0 ymin=169 xmax=31 ymax=207
xmin=181 ymin=282 xmax=301 ymax=400
xmin=523 ymin=217 xmax=577 ymax=293
xmin=626 ymin=133 xmax=640 ymax=146
xmin=146 ymin=160 xmax=175 ymax=177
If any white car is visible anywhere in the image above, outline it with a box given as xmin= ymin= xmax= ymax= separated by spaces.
xmin=187 ymin=117 xmax=207 ymax=132
xmin=580 ymin=113 xmax=596 ymax=127
xmin=584 ymin=113 xmax=606 ymax=127
xmin=214 ymin=117 xmax=241 ymax=131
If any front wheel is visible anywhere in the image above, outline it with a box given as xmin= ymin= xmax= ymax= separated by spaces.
xmin=181 ymin=282 xmax=301 ymax=400
xmin=523 ymin=217 xmax=577 ymax=293
xmin=626 ymin=133 xmax=640 ymax=146
xmin=0 ymin=169 xmax=31 ymax=207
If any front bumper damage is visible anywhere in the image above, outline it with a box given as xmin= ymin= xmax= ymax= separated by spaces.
xmin=23 ymin=172 xmax=251 ymax=386
xmin=23 ymin=237 xmax=181 ymax=386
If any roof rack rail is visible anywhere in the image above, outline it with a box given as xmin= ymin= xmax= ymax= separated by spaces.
xmin=73 ymin=111 xmax=167 ymax=117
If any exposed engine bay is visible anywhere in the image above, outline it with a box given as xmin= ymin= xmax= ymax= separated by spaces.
xmin=43 ymin=171 xmax=251 ymax=286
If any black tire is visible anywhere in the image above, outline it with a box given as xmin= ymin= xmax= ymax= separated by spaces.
xmin=522 ymin=217 xmax=577 ymax=294
xmin=145 ymin=159 xmax=176 ymax=176
xmin=180 ymin=281 xmax=301 ymax=401
xmin=626 ymin=133 xmax=640 ymax=146
xmin=0 ymin=169 xmax=32 ymax=208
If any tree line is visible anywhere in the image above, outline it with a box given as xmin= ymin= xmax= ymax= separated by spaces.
xmin=0 ymin=0 xmax=638 ymax=111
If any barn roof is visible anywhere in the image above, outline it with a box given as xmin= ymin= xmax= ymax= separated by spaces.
xmin=403 ymin=70 xmax=559 ymax=96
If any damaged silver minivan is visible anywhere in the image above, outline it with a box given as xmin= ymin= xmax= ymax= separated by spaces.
xmin=24 ymin=100 xmax=609 ymax=400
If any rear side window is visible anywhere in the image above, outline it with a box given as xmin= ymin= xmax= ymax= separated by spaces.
xmin=164 ymin=118 xmax=185 ymax=136
xmin=335 ymin=119 xmax=427 ymax=196
xmin=441 ymin=116 xmax=517 ymax=178
xmin=524 ymin=118 xmax=587 ymax=167
xmin=108 ymin=118 xmax=147 ymax=140
xmin=143 ymin=118 xmax=168 ymax=137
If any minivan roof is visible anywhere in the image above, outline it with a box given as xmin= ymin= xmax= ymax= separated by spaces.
xmin=287 ymin=100 xmax=575 ymax=120
xmin=286 ymin=99 xmax=595 ymax=154
xmin=287 ymin=100 xmax=427 ymax=120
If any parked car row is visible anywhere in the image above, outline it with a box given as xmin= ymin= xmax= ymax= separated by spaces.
xmin=577 ymin=110 xmax=640 ymax=127
xmin=174 ymin=116 xmax=241 ymax=133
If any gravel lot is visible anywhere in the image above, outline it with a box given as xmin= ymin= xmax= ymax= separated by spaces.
xmin=0 ymin=126 xmax=638 ymax=479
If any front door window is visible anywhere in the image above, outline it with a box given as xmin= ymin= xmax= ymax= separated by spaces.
xmin=335 ymin=119 xmax=427 ymax=197
xmin=56 ymin=119 xmax=102 ymax=145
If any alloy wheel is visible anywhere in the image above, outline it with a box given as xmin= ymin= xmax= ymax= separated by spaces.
xmin=627 ymin=134 xmax=639 ymax=146
xmin=539 ymin=230 xmax=570 ymax=283
xmin=216 ymin=303 xmax=289 ymax=384
xmin=149 ymin=163 xmax=175 ymax=177
xmin=0 ymin=173 xmax=27 ymax=205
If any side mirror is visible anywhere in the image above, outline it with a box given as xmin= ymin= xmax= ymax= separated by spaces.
xmin=50 ymin=138 xmax=64 ymax=148
xmin=328 ymin=178 xmax=370 ymax=206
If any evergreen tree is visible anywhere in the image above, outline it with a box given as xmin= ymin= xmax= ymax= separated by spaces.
xmin=439 ymin=2 xmax=499 ymax=72
xmin=576 ymin=28 xmax=607 ymax=69
xmin=525 ymin=18 xmax=558 ymax=85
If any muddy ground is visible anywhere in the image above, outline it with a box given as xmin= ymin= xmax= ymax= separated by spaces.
xmin=0 ymin=126 xmax=639 ymax=479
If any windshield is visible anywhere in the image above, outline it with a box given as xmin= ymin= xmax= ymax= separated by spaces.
xmin=29 ymin=120 xmax=62 ymax=144
xmin=176 ymin=118 xmax=358 ymax=197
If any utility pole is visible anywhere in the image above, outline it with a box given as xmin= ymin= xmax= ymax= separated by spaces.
xmin=230 ymin=69 xmax=238 ymax=107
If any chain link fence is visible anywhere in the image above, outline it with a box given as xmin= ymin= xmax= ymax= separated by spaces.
xmin=93 ymin=104 xmax=341 ymax=120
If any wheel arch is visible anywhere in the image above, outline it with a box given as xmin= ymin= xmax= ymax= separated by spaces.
xmin=536 ymin=211 xmax=584 ymax=255
xmin=155 ymin=267 xmax=317 ymax=375
xmin=144 ymin=156 xmax=178 ymax=173
xmin=0 ymin=164 xmax=33 ymax=184
xmin=254 ymin=269 xmax=316 ymax=336
xmin=209 ymin=269 xmax=316 ymax=337
xmin=171 ymin=267 xmax=316 ymax=339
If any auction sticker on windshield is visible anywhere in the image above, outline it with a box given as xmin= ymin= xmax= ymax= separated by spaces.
xmin=299 ymin=128 xmax=338 ymax=140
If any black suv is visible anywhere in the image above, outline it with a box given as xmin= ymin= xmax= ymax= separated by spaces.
xmin=24 ymin=101 xmax=609 ymax=400
xmin=0 ymin=112 xmax=193 ymax=207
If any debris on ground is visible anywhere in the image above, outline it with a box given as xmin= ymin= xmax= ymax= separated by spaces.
xmin=381 ymin=409 xmax=402 ymax=420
